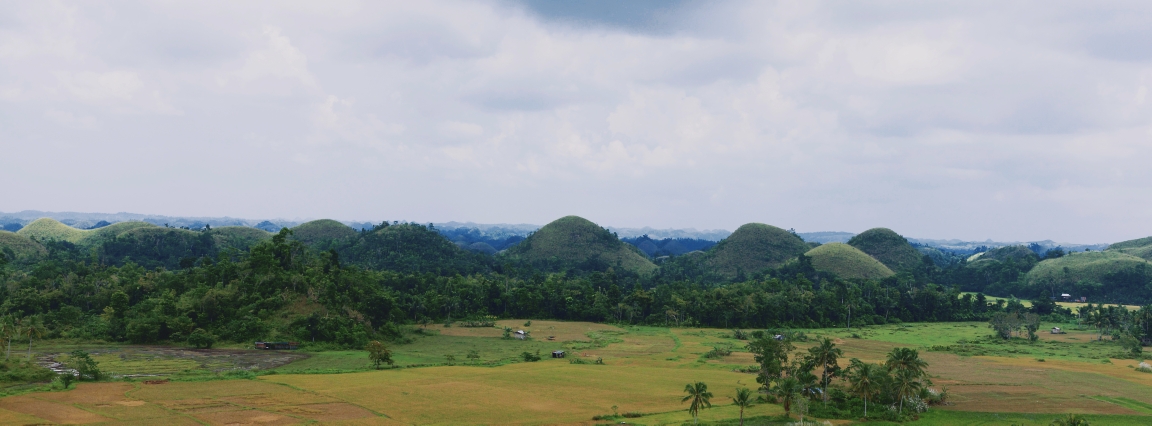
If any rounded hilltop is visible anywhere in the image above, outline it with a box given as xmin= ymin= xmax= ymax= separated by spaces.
xmin=704 ymin=223 xmax=809 ymax=278
xmin=291 ymin=219 xmax=358 ymax=247
xmin=500 ymin=215 xmax=656 ymax=275
xmin=847 ymin=228 xmax=923 ymax=272
xmin=804 ymin=242 xmax=895 ymax=280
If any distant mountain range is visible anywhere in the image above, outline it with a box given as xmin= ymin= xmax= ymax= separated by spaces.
xmin=0 ymin=210 xmax=1110 ymax=253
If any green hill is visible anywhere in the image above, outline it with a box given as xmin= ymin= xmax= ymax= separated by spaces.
xmin=16 ymin=218 xmax=157 ymax=246
xmin=500 ymin=216 xmax=656 ymax=275
xmin=291 ymin=220 xmax=357 ymax=248
xmin=0 ymin=231 xmax=47 ymax=262
xmin=704 ymin=223 xmax=808 ymax=279
xmin=210 ymin=226 xmax=272 ymax=251
xmin=804 ymin=243 xmax=895 ymax=280
xmin=1025 ymin=251 xmax=1152 ymax=289
xmin=1108 ymin=236 xmax=1152 ymax=261
xmin=340 ymin=223 xmax=492 ymax=275
xmin=847 ymin=228 xmax=923 ymax=272
xmin=980 ymin=245 xmax=1040 ymax=263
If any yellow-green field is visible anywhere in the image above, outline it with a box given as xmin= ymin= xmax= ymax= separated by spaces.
xmin=3 ymin=320 xmax=1152 ymax=425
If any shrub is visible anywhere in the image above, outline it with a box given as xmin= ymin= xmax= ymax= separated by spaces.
xmin=521 ymin=351 xmax=541 ymax=362
xmin=703 ymin=344 xmax=732 ymax=359
xmin=187 ymin=328 xmax=216 ymax=349
xmin=66 ymin=350 xmax=101 ymax=381
xmin=1137 ymin=362 xmax=1152 ymax=373
xmin=731 ymin=329 xmax=749 ymax=340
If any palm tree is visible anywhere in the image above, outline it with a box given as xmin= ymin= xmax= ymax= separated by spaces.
xmin=775 ymin=376 xmax=803 ymax=417
xmin=808 ymin=338 xmax=843 ymax=406
xmin=681 ymin=381 xmax=713 ymax=425
xmin=0 ymin=316 xmax=16 ymax=361
xmin=847 ymin=359 xmax=881 ymax=418
xmin=20 ymin=317 xmax=45 ymax=360
xmin=892 ymin=368 xmax=923 ymax=415
xmin=731 ymin=387 xmax=753 ymax=426
xmin=885 ymin=347 xmax=928 ymax=379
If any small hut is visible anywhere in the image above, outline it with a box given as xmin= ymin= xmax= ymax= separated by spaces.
xmin=1050 ymin=327 xmax=1065 ymax=334
xmin=515 ymin=330 xmax=527 ymax=340
xmin=551 ymin=350 xmax=566 ymax=358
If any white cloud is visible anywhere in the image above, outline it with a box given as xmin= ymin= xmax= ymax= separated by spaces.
xmin=2 ymin=0 xmax=1152 ymax=243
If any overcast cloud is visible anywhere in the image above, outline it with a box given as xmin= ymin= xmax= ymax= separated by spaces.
xmin=2 ymin=0 xmax=1151 ymax=243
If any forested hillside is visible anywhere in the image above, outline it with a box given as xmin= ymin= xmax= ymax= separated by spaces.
xmin=1 ymin=215 xmax=1151 ymax=349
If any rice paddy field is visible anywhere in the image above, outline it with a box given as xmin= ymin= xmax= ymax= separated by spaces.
xmin=2 ymin=319 xmax=1152 ymax=425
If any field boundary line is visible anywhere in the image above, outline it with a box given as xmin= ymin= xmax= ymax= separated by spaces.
xmin=261 ymin=378 xmax=393 ymax=420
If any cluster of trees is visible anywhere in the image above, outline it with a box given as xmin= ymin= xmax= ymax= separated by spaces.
xmin=0 ymin=224 xmax=1087 ymax=348
xmin=689 ymin=335 xmax=939 ymax=422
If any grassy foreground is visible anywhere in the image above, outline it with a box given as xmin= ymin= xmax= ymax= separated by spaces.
xmin=1 ymin=320 xmax=1151 ymax=424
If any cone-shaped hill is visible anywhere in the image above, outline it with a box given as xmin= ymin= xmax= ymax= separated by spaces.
xmin=847 ymin=228 xmax=923 ymax=272
xmin=291 ymin=219 xmax=358 ymax=248
xmin=804 ymin=243 xmax=895 ymax=280
xmin=500 ymin=216 xmax=656 ymax=275
xmin=705 ymin=223 xmax=808 ymax=278
xmin=1108 ymin=236 xmax=1152 ymax=261
xmin=339 ymin=222 xmax=492 ymax=275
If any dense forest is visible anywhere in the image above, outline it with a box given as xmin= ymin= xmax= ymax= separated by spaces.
xmin=3 ymin=215 xmax=1128 ymax=349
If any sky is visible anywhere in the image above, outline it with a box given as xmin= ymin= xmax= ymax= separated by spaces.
xmin=2 ymin=1 xmax=1152 ymax=243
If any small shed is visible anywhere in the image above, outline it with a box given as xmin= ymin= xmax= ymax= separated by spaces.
xmin=773 ymin=334 xmax=785 ymax=341
xmin=552 ymin=350 xmax=566 ymax=358
xmin=515 ymin=330 xmax=527 ymax=340
xmin=1051 ymin=327 xmax=1065 ymax=334
xmin=1061 ymin=293 xmax=1071 ymax=300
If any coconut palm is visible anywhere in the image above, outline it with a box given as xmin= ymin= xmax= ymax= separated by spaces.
xmin=892 ymin=368 xmax=923 ymax=414
xmin=0 ymin=315 xmax=16 ymax=360
xmin=20 ymin=317 xmax=45 ymax=359
xmin=885 ymin=347 xmax=928 ymax=379
xmin=775 ymin=376 xmax=803 ymax=417
xmin=731 ymin=387 xmax=753 ymax=426
xmin=808 ymin=337 xmax=843 ymax=406
xmin=847 ymin=358 xmax=881 ymax=418
xmin=681 ymin=381 xmax=713 ymax=425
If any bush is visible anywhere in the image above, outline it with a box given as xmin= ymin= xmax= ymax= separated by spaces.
xmin=731 ymin=329 xmax=749 ymax=340
xmin=66 ymin=350 xmax=101 ymax=381
xmin=703 ymin=344 xmax=732 ymax=359
xmin=187 ymin=328 xmax=216 ymax=349
xmin=521 ymin=351 xmax=541 ymax=362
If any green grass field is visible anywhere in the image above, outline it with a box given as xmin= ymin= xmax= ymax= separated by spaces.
xmin=4 ymin=320 xmax=1152 ymax=424
xmin=847 ymin=228 xmax=924 ymax=272
xmin=0 ymin=231 xmax=46 ymax=261
xmin=289 ymin=219 xmax=357 ymax=246
xmin=15 ymin=218 xmax=157 ymax=246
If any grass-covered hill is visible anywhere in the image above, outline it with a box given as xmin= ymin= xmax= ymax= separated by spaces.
xmin=16 ymin=218 xmax=155 ymax=246
xmin=1024 ymin=251 xmax=1152 ymax=302
xmin=209 ymin=226 xmax=272 ymax=251
xmin=339 ymin=222 xmax=493 ymax=275
xmin=499 ymin=216 xmax=656 ymax=275
xmin=291 ymin=219 xmax=358 ymax=249
xmin=804 ymin=243 xmax=895 ymax=280
xmin=1108 ymin=236 xmax=1152 ymax=261
xmin=847 ymin=228 xmax=924 ymax=272
xmin=0 ymin=231 xmax=46 ymax=262
xmin=704 ymin=223 xmax=808 ymax=279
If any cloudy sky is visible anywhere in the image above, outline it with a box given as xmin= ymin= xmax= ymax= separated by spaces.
xmin=2 ymin=1 xmax=1151 ymax=243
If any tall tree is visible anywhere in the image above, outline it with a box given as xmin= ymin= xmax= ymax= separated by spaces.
xmin=20 ymin=317 xmax=45 ymax=359
xmin=731 ymin=387 xmax=753 ymax=426
xmin=846 ymin=358 xmax=881 ymax=418
xmin=681 ymin=381 xmax=713 ymax=425
xmin=807 ymin=338 xmax=843 ymax=406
